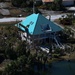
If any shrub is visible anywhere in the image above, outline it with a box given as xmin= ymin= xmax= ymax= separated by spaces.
xmin=0 ymin=54 xmax=5 ymax=63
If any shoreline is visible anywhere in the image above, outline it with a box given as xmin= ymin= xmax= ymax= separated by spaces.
xmin=61 ymin=51 xmax=75 ymax=61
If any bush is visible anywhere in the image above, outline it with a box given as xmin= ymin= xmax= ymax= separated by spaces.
xmin=0 ymin=71 xmax=2 ymax=75
xmin=67 ymin=38 xmax=75 ymax=43
xmin=54 ymin=48 xmax=61 ymax=54
xmin=0 ymin=54 xmax=5 ymax=63
xmin=12 ymin=0 xmax=24 ymax=7
xmin=35 ymin=7 xmax=42 ymax=14
xmin=60 ymin=18 xmax=72 ymax=25
xmin=5 ymin=47 xmax=17 ymax=60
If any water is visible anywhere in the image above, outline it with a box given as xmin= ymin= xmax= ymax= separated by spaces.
xmin=47 ymin=60 xmax=75 ymax=75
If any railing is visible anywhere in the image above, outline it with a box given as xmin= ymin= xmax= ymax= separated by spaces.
xmin=33 ymin=33 xmax=54 ymax=40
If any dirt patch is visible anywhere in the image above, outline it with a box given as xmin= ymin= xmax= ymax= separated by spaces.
xmin=0 ymin=21 xmax=20 ymax=26
xmin=61 ymin=51 xmax=75 ymax=60
xmin=10 ymin=9 xmax=22 ymax=17
xmin=0 ymin=8 xmax=32 ymax=17
xmin=0 ymin=2 xmax=12 ymax=8
xmin=0 ymin=2 xmax=31 ymax=17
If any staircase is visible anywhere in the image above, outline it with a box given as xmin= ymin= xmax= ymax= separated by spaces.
xmin=53 ymin=35 xmax=65 ymax=49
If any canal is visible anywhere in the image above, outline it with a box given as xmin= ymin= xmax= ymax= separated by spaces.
xmin=47 ymin=60 xmax=75 ymax=75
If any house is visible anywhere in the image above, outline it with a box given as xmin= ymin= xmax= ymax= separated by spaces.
xmin=16 ymin=13 xmax=63 ymax=49
xmin=42 ymin=0 xmax=74 ymax=6
xmin=42 ymin=0 xmax=54 ymax=3
xmin=42 ymin=0 xmax=54 ymax=4
xmin=62 ymin=0 xmax=74 ymax=6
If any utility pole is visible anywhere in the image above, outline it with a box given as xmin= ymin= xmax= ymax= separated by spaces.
xmin=33 ymin=1 xmax=35 ymax=13
xmin=33 ymin=0 xmax=36 ymax=13
xmin=74 ymin=0 xmax=75 ymax=6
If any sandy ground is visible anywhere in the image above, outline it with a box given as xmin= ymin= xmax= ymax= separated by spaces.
xmin=61 ymin=51 xmax=75 ymax=60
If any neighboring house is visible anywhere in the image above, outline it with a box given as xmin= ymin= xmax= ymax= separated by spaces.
xmin=16 ymin=13 xmax=63 ymax=49
xmin=42 ymin=0 xmax=54 ymax=2
xmin=62 ymin=0 xmax=74 ymax=6
xmin=42 ymin=0 xmax=74 ymax=6
xmin=42 ymin=0 xmax=54 ymax=4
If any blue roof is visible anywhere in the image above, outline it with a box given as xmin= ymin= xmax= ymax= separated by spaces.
xmin=16 ymin=13 xmax=62 ymax=35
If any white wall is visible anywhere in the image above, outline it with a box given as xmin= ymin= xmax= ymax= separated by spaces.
xmin=21 ymin=32 xmax=27 ymax=40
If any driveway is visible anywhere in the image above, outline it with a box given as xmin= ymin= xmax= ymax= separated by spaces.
xmin=0 ymin=17 xmax=25 ymax=22
xmin=0 ymin=14 xmax=65 ymax=22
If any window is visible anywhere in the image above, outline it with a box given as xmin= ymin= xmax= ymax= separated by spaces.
xmin=41 ymin=24 xmax=51 ymax=32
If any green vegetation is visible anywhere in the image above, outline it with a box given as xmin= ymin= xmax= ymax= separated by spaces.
xmin=0 ymin=25 xmax=75 ymax=75
xmin=11 ymin=0 xmax=65 ymax=11
xmin=58 ymin=27 xmax=75 ymax=44
xmin=59 ymin=13 xmax=75 ymax=25
xmin=11 ymin=0 xmax=34 ymax=7
xmin=0 ymin=26 xmax=51 ymax=75
xmin=51 ymin=0 xmax=65 ymax=11
xmin=55 ymin=13 xmax=75 ymax=43
xmin=39 ymin=0 xmax=65 ymax=11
